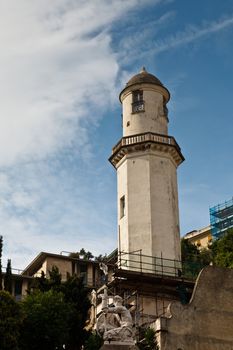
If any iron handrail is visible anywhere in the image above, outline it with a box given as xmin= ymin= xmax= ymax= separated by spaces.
xmin=117 ymin=251 xmax=205 ymax=279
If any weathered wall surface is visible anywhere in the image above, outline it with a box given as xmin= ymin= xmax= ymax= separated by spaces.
xmin=122 ymin=87 xmax=168 ymax=136
xmin=155 ymin=267 xmax=233 ymax=350
xmin=117 ymin=150 xmax=181 ymax=263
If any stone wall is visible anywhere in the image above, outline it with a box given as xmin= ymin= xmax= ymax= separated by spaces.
xmin=154 ymin=266 xmax=233 ymax=350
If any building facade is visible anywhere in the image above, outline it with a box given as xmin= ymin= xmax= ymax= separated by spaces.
xmin=184 ymin=225 xmax=212 ymax=249
xmin=3 ymin=252 xmax=110 ymax=300
xmin=21 ymin=251 xmax=106 ymax=287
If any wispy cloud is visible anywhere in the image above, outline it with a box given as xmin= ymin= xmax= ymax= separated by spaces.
xmin=115 ymin=10 xmax=176 ymax=66
xmin=1 ymin=0 xmax=156 ymax=268
xmin=150 ymin=15 xmax=233 ymax=54
xmin=0 ymin=158 xmax=117 ymax=269
xmin=0 ymin=0 xmax=157 ymax=167
xmin=117 ymin=13 xmax=233 ymax=65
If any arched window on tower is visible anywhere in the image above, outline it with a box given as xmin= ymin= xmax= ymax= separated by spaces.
xmin=132 ymin=90 xmax=144 ymax=113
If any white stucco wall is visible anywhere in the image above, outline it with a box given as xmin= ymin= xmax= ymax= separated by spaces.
xmin=117 ymin=149 xmax=181 ymax=270
xmin=122 ymin=85 xmax=168 ymax=137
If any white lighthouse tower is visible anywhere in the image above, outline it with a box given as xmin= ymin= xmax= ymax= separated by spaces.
xmin=109 ymin=68 xmax=184 ymax=272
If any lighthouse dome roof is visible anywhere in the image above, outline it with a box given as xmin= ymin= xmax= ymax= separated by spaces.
xmin=119 ymin=67 xmax=170 ymax=102
xmin=126 ymin=67 xmax=163 ymax=88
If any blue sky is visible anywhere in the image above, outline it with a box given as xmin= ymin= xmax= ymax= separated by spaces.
xmin=1 ymin=0 xmax=233 ymax=269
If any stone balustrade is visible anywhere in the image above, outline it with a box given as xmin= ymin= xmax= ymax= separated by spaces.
xmin=112 ymin=132 xmax=180 ymax=154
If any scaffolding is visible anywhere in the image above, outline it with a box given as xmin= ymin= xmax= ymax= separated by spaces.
xmin=95 ymin=251 xmax=196 ymax=338
xmin=210 ymin=197 xmax=233 ymax=239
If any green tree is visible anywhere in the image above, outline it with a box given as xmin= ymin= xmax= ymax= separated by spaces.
xmin=181 ymin=238 xmax=203 ymax=278
xmin=69 ymin=248 xmax=94 ymax=261
xmin=0 ymin=235 xmax=2 ymax=290
xmin=25 ymin=266 xmax=91 ymax=350
xmin=29 ymin=270 xmax=49 ymax=293
xmin=48 ymin=265 xmax=62 ymax=291
xmin=0 ymin=290 xmax=23 ymax=350
xmin=4 ymin=259 xmax=12 ymax=293
xmin=62 ymin=274 xmax=91 ymax=350
xmin=211 ymin=229 xmax=233 ymax=268
xmin=29 ymin=266 xmax=62 ymax=293
xmin=199 ymin=247 xmax=212 ymax=266
xmin=95 ymin=254 xmax=108 ymax=263
xmin=137 ymin=328 xmax=159 ymax=350
xmin=84 ymin=331 xmax=103 ymax=350
xmin=181 ymin=238 xmax=200 ymax=260
xmin=181 ymin=238 xmax=213 ymax=278
xmin=20 ymin=290 xmax=71 ymax=350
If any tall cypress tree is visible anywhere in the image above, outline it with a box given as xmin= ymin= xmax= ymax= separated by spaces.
xmin=0 ymin=235 xmax=3 ymax=291
xmin=4 ymin=259 xmax=12 ymax=294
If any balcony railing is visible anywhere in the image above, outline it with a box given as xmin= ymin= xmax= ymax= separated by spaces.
xmin=117 ymin=251 xmax=206 ymax=280
xmin=2 ymin=267 xmax=24 ymax=275
xmin=112 ymin=132 xmax=180 ymax=155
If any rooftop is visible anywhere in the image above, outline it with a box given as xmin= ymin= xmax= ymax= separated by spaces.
xmin=119 ymin=67 xmax=170 ymax=102
xmin=126 ymin=67 xmax=163 ymax=88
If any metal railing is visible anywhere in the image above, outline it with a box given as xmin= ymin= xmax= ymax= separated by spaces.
xmin=2 ymin=267 xmax=24 ymax=275
xmin=112 ymin=132 xmax=180 ymax=155
xmin=117 ymin=251 xmax=205 ymax=279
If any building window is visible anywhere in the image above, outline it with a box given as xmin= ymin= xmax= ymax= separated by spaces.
xmin=72 ymin=261 xmax=75 ymax=275
xmin=133 ymin=90 xmax=143 ymax=102
xmin=132 ymin=90 xmax=144 ymax=113
xmin=14 ymin=280 xmax=22 ymax=300
xmin=80 ymin=264 xmax=87 ymax=285
xmin=120 ymin=196 xmax=126 ymax=218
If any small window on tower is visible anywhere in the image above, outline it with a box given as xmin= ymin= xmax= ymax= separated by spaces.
xmin=120 ymin=196 xmax=125 ymax=218
xmin=133 ymin=90 xmax=143 ymax=102
xmin=132 ymin=90 xmax=144 ymax=113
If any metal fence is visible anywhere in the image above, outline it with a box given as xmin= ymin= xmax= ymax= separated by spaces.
xmin=117 ymin=251 xmax=205 ymax=279
xmin=2 ymin=267 xmax=24 ymax=275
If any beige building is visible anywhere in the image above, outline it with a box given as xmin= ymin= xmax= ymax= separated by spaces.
xmin=1 ymin=268 xmax=32 ymax=301
xmin=184 ymin=225 xmax=212 ymax=249
xmin=4 ymin=251 xmax=111 ymax=300
xmin=21 ymin=251 xmax=106 ymax=287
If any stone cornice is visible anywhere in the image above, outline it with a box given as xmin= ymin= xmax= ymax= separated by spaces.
xmin=109 ymin=132 xmax=184 ymax=168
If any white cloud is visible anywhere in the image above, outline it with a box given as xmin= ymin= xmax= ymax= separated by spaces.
xmin=0 ymin=160 xmax=117 ymax=269
xmin=116 ymin=10 xmax=175 ymax=65
xmin=116 ymin=13 xmax=233 ymax=64
xmin=0 ymin=0 xmax=155 ymax=166
xmin=149 ymin=15 xmax=233 ymax=54
xmin=1 ymin=0 xmax=158 ymax=268
xmin=11 ymin=191 xmax=38 ymax=209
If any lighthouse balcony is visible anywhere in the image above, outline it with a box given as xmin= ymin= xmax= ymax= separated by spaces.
xmin=109 ymin=131 xmax=184 ymax=168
